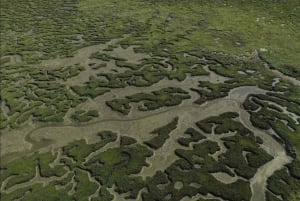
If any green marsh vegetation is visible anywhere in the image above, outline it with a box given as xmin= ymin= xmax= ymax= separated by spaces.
xmin=1 ymin=0 xmax=300 ymax=200
xmin=106 ymin=88 xmax=190 ymax=115
xmin=71 ymin=109 xmax=99 ymax=122
xmin=1 ymin=0 xmax=299 ymax=128
xmin=1 ymin=113 xmax=275 ymax=201
xmin=243 ymin=81 xmax=300 ymax=200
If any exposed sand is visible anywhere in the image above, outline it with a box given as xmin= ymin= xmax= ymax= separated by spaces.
xmin=1 ymin=40 xmax=295 ymax=200
xmin=271 ymin=78 xmax=280 ymax=87
xmin=39 ymin=35 xmax=149 ymax=87
xmin=180 ymin=193 xmax=224 ymax=201
xmin=1 ymin=55 xmax=23 ymax=64
xmin=238 ymin=108 xmax=292 ymax=201
xmin=203 ymin=131 xmax=236 ymax=161
xmin=39 ymin=36 xmax=129 ymax=69
xmin=250 ymin=152 xmax=291 ymax=201
xmin=108 ymin=46 xmax=150 ymax=64
xmin=263 ymin=62 xmax=300 ymax=87
xmin=202 ymin=65 xmax=231 ymax=83
xmin=0 ymin=124 xmax=35 ymax=161
xmin=174 ymin=181 xmax=184 ymax=190
xmin=1 ymin=85 xmax=291 ymax=201
xmin=264 ymin=101 xmax=299 ymax=124
xmin=227 ymin=85 xmax=267 ymax=103
xmin=108 ymin=185 xmax=145 ymax=201
xmin=211 ymin=172 xmax=239 ymax=184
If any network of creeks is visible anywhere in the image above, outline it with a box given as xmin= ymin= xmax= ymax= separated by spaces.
xmin=1 ymin=36 xmax=298 ymax=201
xmin=2 ymin=86 xmax=292 ymax=201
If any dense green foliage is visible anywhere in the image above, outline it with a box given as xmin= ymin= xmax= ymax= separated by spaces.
xmin=1 ymin=113 xmax=275 ymax=200
xmin=243 ymin=84 xmax=300 ymax=200
xmin=144 ymin=117 xmax=178 ymax=149
xmin=1 ymin=0 xmax=300 ymax=200
xmin=1 ymin=0 xmax=299 ymax=128
xmin=71 ymin=109 xmax=99 ymax=122
xmin=107 ymin=88 xmax=190 ymax=115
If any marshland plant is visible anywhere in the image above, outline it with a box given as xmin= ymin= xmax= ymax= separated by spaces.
xmin=0 ymin=0 xmax=300 ymax=200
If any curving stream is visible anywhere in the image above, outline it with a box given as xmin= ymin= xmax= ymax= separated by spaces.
xmin=1 ymin=35 xmax=298 ymax=201
xmin=1 ymin=86 xmax=292 ymax=201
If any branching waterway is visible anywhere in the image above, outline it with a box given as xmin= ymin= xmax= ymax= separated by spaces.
xmin=1 ymin=86 xmax=291 ymax=201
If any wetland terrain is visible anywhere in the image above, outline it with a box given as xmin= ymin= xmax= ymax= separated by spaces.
xmin=1 ymin=1 xmax=300 ymax=201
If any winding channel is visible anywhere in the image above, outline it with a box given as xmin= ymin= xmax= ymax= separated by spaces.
xmin=1 ymin=86 xmax=292 ymax=201
xmin=1 ymin=36 xmax=298 ymax=200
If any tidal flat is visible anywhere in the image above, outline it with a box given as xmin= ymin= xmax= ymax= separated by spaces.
xmin=1 ymin=1 xmax=300 ymax=201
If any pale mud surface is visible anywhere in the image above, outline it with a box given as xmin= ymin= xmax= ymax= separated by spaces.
xmin=108 ymin=46 xmax=150 ymax=64
xmin=0 ymin=85 xmax=291 ymax=201
xmin=272 ymin=78 xmax=280 ymax=87
xmin=227 ymin=85 xmax=267 ymax=103
xmin=0 ymin=124 xmax=34 ymax=161
xmin=174 ymin=181 xmax=184 ymax=190
xmin=211 ymin=172 xmax=239 ymax=184
xmin=252 ymin=49 xmax=300 ymax=85
xmin=202 ymin=65 xmax=231 ymax=83
xmin=1 ymin=55 xmax=23 ymax=64
xmin=40 ymin=35 xmax=149 ymax=86
xmin=64 ymin=75 xmax=201 ymax=124
xmin=264 ymin=100 xmax=300 ymax=124
xmin=203 ymin=131 xmax=236 ymax=161
xmin=229 ymin=88 xmax=293 ymax=201
xmin=263 ymin=62 xmax=300 ymax=87
xmin=39 ymin=36 xmax=127 ymax=69
xmin=250 ymin=152 xmax=291 ymax=201
xmin=64 ymin=65 xmax=231 ymax=124
xmin=0 ymin=40 xmax=295 ymax=200
xmin=180 ymin=193 xmax=225 ymax=201
xmin=138 ymin=99 xmax=240 ymax=179
xmin=108 ymin=185 xmax=145 ymax=201
xmin=239 ymin=109 xmax=292 ymax=201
